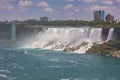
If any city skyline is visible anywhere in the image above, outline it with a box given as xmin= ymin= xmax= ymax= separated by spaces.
xmin=0 ymin=0 xmax=120 ymax=21
xmin=94 ymin=10 xmax=105 ymax=21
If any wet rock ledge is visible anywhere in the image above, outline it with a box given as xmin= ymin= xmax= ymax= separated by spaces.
xmin=86 ymin=40 xmax=120 ymax=58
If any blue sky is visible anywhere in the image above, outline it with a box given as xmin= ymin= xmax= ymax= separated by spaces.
xmin=0 ymin=0 xmax=120 ymax=21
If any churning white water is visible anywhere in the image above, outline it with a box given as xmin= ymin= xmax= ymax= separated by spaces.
xmin=23 ymin=28 xmax=114 ymax=53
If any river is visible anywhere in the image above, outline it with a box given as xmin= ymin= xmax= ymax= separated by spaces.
xmin=0 ymin=45 xmax=120 ymax=80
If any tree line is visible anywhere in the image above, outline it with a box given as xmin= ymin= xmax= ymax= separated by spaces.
xmin=0 ymin=20 xmax=120 ymax=28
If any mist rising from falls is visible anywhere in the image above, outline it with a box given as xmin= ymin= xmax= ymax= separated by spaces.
xmin=23 ymin=28 xmax=114 ymax=53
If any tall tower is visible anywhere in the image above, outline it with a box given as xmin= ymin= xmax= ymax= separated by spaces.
xmin=94 ymin=11 xmax=100 ymax=21
xmin=11 ymin=21 xmax=16 ymax=41
xmin=94 ymin=10 xmax=105 ymax=21
xmin=100 ymin=10 xmax=105 ymax=21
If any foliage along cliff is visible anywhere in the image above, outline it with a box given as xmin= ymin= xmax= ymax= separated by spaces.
xmin=86 ymin=40 xmax=120 ymax=58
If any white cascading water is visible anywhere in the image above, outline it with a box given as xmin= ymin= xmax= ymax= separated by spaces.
xmin=89 ymin=28 xmax=103 ymax=42
xmin=23 ymin=28 xmax=106 ymax=53
xmin=106 ymin=28 xmax=114 ymax=41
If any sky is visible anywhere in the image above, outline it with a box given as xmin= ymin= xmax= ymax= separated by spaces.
xmin=0 ymin=0 xmax=120 ymax=21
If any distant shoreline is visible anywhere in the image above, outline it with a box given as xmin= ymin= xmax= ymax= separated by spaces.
xmin=0 ymin=20 xmax=120 ymax=28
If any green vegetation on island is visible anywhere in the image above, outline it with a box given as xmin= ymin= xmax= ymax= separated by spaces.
xmin=21 ymin=20 xmax=120 ymax=28
xmin=87 ymin=40 xmax=120 ymax=58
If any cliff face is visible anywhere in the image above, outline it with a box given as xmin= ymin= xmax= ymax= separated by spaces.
xmin=113 ymin=28 xmax=120 ymax=40
xmin=0 ymin=24 xmax=11 ymax=40
xmin=101 ymin=28 xmax=120 ymax=41
xmin=86 ymin=40 xmax=120 ymax=58
xmin=102 ymin=28 xmax=110 ymax=41
xmin=0 ymin=24 xmax=43 ymax=41
xmin=0 ymin=24 xmax=120 ymax=41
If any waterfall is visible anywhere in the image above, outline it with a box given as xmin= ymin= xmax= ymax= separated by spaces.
xmin=23 ymin=28 xmax=109 ymax=53
xmin=89 ymin=28 xmax=102 ymax=42
xmin=106 ymin=28 xmax=114 ymax=41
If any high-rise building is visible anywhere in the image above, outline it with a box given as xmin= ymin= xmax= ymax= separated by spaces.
xmin=105 ymin=14 xmax=114 ymax=23
xmin=94 ymin=10 xmax=105 ymax=21
xmin=94 ymin=11 xmax=99 ymax=21
xmin=40 ymin=16 xmax=50 ymax=21
xmin=99 ymin=10 xmax=105 ymax=21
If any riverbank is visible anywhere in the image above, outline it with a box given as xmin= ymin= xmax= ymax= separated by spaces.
xmin=86 ymin=40 xmax=120 ymax=58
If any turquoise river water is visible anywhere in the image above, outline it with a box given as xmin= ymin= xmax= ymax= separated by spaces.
xmin=0 ymin=45 xmax=120 ymax=80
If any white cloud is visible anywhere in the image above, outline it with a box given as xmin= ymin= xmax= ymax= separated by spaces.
xmin=101 ymin=0 xmax=114 ymax=5
xmin=0 ymin=3 xmax=14 ymax=10
xmin=82 ymin=0 xmax=97 ymax=3
xmin=17 ymin=0 xmax=32 ymax=11
xmin=18 ymin=0 xmax=32 ymax=7
xmin=44 ymin=7 xmax=53 ymax=12
xmin=65 ymin=12 xmax=73 ymax=16
xmin=88 ymin=4 xmax=117 ymax=15
xmin=36 ymin=1 xmax=49 ymax=7
xmin=63 ymin=4 xmax=73 ymax=10
xmin=89 ymin=5 xmax=115 ymax=10
xmin=0 ymin=0 xmax=13 ymax=3
xmin=36 ymin=1 xmax=53 ymax=13
xmin=18 ymin=6 xmax=27 ymax=12
xmin=65 ymin=0 xmax=75 ymax=2
xmin=89 ymin=5 xmax=105 ymax=10
xmin=115 ymin=0 xmax=120 ymax=3
xmin=74 ymin=8 xmax=80 ymax=12
xmin=0 ymin=0 xmax=14 ymax=10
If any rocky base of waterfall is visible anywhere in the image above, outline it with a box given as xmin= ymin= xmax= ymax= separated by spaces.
xmin=86 ymin=40 xmax=120 ymax=58
xmin=63 ymin=42 xmax=90 ymax=52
